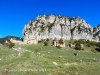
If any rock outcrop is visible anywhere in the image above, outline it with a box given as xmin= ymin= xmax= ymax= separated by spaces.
xmin=10 ymin=38 xmax=26 ymax=45
xmin=93 ymin=25 xmax=100 ymax=42
xmin=22 ymin=14 xmax=99 ymax=43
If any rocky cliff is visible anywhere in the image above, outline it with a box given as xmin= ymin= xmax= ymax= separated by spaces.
xmin=22 ymin=14 xmax=99 ymax=43
xmin=93 ymin=25 xmax=100 ymax=41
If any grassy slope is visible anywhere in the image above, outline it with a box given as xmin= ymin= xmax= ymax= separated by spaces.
xmin=0 ymin=42 xmax=100 ymax=75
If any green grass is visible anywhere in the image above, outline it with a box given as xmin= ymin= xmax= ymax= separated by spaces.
xmin=0 ymin=42 xmax=100 ymax=75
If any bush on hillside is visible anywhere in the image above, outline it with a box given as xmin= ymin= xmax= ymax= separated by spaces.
xmin=59 ymin=38 xmax=64 ymax=45
xmin=74 ymin=39 xmax=100 ymax=48
xmin=88 ymin=41 xmax=97 ymax=46
xmin=3 ymin=41 xmax=15 ymax=48
xmin=87 ymin=41 xmax=99 ymax=47
xmin=86 ymin=43 xmax=91 ymax=47
xmin=38 ymin=39 xmax=44 ymax=43
xmin=44 ymin=41 xmax=48 ymax=46
xmin=74 ymin=39 xmax=86 ymax=44
xmin=96 ymin=42 xmax=100 ymax=47
xmin=8 ymin=41 xmax=15 ymax=48
xmin=75 ymin=43 xmax=82 ymax=50
xmin=46 ymin=38 xmax=49 ymax=41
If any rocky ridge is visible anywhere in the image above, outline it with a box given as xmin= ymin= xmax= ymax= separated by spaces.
xmin=23 ymin=14 xmax=100 ymax=43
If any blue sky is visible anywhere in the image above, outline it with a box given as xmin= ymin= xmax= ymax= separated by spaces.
xmin=0 ymin=0 xmax=100 ymax=38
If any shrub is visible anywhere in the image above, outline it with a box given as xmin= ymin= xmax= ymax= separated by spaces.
xmin=75 ymin=43 xmax=82 ymax=50
xmin=86 ymin=43 xmax=91 ymax=47
xmin=74 ymin=39 xmax=85 ymax=44
xmin=96 ymin=42 xmax=100 ymax=47
xmin=40 ymin=25 xmax=45 ymax=32
xmin=48 ymin=23 xmax=54 ymax=32
xmin=82 ymin=48 xmax=84 ymax=51
xmin=89 ymin=41 xmax=96 ymax=46
xmin=38 ymin=40 xmax=42 ymax=43
xmin=8 ymin=41 xmax=15 ymax=48
xmin=86 ymin=41 xmax=100 ymax=47
xmin=85 ymin=40 xmax=89 ymax=43
xmin=38 ymin=39 xmax=44 ymax=43
xmin=74 ymin=39 xmax=100 ymax=48
xmin=44 ymin=41 xmax=48 ymax=46
xmin=59 ymin=38 xmax=64 ymax=45
xmin=46 ymin=38 xmax=49 ymax=41
xmin=86 ymin=41 xmax=99 ymax=47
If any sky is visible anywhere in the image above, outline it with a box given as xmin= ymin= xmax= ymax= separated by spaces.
xmin=0 ymin=0 xmax=100 ymax=38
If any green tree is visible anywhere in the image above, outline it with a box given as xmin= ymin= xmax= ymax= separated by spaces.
xmin=75 ymin=43 xmax=82 ymax=50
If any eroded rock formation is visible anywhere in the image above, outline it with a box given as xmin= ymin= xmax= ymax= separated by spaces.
xmin=22 ymin=14 xmax=99 ymax=43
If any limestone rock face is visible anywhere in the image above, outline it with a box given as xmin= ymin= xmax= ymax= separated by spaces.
xmin=93 ymin=25 xmax=100 ymax=42
xmin=23 ymin=14 xmax=94 ymax=43
xmin=10 ymin=38 xmax=25 ymax=45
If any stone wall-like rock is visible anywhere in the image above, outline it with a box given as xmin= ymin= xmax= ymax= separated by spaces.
xmin=23 ymin=14 xmax=99 ymax=43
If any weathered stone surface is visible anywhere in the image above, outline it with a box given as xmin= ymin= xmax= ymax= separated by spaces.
xmin=10 ymin=38 xmax=26 ymax=45
xmin=22 ymin=14 xmax=99 ymax=43
xmin=27 ymin=39 xmax=37 ymax=44
xmin=93 ymin=25 xmax=100 ymax=42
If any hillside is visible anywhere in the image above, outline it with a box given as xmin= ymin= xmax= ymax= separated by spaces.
xmin=0 ymin=41 xmax=100 ymax=75
xmin=0 ymin=36 xmax=21 ymax=44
